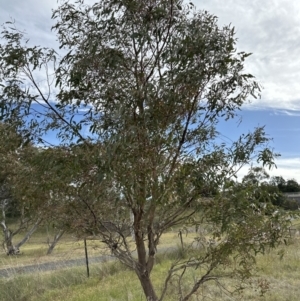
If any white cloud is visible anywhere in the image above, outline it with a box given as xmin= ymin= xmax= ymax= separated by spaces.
xmin=0 ymin=0 xmax=57 ymax=48
xmin=194 ymin=0 xmax=300 ymax=110
xmin=273 ymin=110 xmax=300 ymax=117
xmin=2 ymin=0 xmax=300 ymax=111
xmin=236 ymin=158 xmax=300 ymax=183
xmin=269 ymin=157 xmax=300 ymax=182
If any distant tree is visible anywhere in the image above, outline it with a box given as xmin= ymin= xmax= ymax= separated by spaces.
xmin=284 ymin=179 xmax=300 ymax=193
xmin=0 ymin=0 xmax=289 ymax=299
xmin=14 ymin=146 xmax=73 ymax=255
xmin=270 ymin=176 xmax=286 ymax=190
xmin=271 ymin=177 xmax=300 ymax=210
xmin=270 ymin=176 xmax=300 ymax=193
xmin=241 ymin=167 xmax=282 ymax=209
xmin=0 ymin=124 xmax=41 ymax=254
xmin=246 ymin=172 xmax=300 ymax=210
xmin=242 ymin=166 xmax=270 ymax=185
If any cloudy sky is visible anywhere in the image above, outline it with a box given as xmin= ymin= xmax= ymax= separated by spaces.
xmin=1 ymin=0 xmax=300 ymax=182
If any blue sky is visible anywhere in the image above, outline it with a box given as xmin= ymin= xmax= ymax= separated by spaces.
xmin=217 ymin=109 xmax=300 ymax=181
xmin=1 ymin=0 xmax=300 ymax=182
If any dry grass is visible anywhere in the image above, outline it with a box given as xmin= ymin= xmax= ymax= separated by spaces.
xmin=0 ymin=232 xmax=105 ymax=268
xmin=0 ymin=225 xmax=191 ymax=269
xmin=0 ymin=235 xmax=300 ymax=301
xmin=1 ymin=222 xmax=300 ymax=300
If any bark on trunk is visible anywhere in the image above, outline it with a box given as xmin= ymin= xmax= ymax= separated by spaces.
xmin=134 ymin=210 xmax=158 ymax=301
xmin=137 ymin=272 xmax=159 ymax=301
xmin=1 ymin=221 xmax=19 ymax=255
xmin=15 ymin=218 xmax=42 ymax=249
xmin=135 ymin=238 xmax=158 ymax=300
xmin=47 ymin=229 xmax=65 ymax=255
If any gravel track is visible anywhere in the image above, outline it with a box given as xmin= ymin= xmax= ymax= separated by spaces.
xmin=0 ymin=254 xmax=114 ymax=278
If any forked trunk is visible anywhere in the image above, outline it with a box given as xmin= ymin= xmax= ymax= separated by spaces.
xmin=134 ymin=209 xmax=158 ymax=301
xmin=15 ymin=218 xmax=42 ymax=250
xmin=137 ymin=272 xmax=158 ymax=301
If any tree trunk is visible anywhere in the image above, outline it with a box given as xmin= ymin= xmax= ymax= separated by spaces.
xmin=15 ymin=218 xmax=42 ymax=250
xmin=137 ymin=272 xmax=159 ymax=301
xmin=0 ymin=221 xmax=19 ymax=255
xmin=47 ymin=229 xmax=65 ymax=255
xmin=134 ymin=210 xmax=158 ymax=301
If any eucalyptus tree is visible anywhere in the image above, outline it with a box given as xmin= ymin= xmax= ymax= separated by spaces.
xmin=0 ymin=0 xmax=289 ymax=299
xmin=0 ymin=123 xmax=44 ymax=254
xmin=0 ymin=123 xmax=21 ymax=254
xmin=0 ymin=123 xmax=21 ymax=221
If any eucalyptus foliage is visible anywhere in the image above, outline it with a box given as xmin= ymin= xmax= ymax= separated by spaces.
xmin=0 ymin=0 xmax=289 ymax=300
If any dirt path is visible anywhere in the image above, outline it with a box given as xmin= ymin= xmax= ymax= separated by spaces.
xmin=0 ymin=246 xmax=177 ymax=278
xmin=0 ymin=254 xmax=114 ymax=278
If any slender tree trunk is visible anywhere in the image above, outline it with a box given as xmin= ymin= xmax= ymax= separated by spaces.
xmin=47 ymin=229 xmax=65 ymax=255
xmin=1 ymin=204 xmax=5 ymax=221
xmin=0 ymin=221 xmax=19 ymax=255
xmin=137 ymin=272 xmax=159 ymax=301
xmin=15 ymin=218 xmax=42 ymax=249
xmin=134 ymin=210 xmax=158 ymax=301
xmin=135 ymin=243 xmax=158 ymax=301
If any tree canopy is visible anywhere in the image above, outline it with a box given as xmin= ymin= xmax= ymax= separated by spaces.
xmin=0 ymin=0 xmax=289 ymax=300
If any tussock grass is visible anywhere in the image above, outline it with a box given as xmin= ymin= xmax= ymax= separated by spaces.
xmin=1 ymin=238 xmax=300 ymax=300
xmin=1 ymin=223 xmax=300 ymax=300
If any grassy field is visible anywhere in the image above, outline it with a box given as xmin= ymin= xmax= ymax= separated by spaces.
xmin=0 ymin=224 xmax=193 ymax=269
xmin=1 ymin=224 xmax=300 ymax=301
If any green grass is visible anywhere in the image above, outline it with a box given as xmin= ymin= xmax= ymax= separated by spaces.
xmin=2 ymin=221 xmax=300 ymax=301
xmin=1 ymin=237 xmax=300 ymax=301
xmin=0 ymin=225 xmax=193 ymax=269
xmin=0 ymin=224 xmax=107 ymax=268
